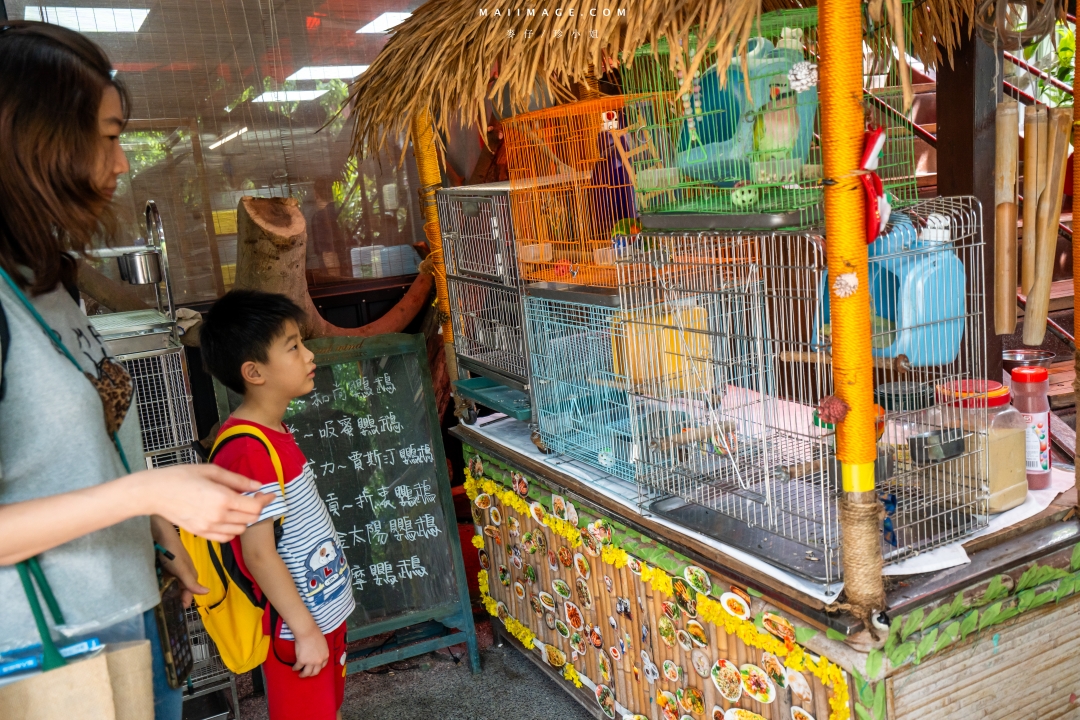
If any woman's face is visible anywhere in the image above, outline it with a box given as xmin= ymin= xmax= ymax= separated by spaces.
xmin=94 ymin=85 xmax=129 ymax=204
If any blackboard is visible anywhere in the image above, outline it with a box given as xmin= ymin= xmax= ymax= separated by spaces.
xmin=214 ymin=333 xmax=479 ymax=673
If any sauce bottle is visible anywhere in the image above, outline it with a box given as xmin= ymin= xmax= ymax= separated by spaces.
xmin=1010 ymin=366 xmax=1052 ymax=490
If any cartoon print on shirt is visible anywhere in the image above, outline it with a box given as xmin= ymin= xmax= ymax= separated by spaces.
xmin=303 ymin=537 xmax=351 ymax=605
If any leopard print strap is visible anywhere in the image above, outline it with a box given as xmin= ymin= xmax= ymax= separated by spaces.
xmin=85 ymin=357 xmax=134 ymax=436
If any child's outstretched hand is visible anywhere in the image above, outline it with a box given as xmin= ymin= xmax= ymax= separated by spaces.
xmin=293 ymin=628 xmax=330 ymax=678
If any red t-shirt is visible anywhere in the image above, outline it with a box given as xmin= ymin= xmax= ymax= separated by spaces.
xmin=212 ymin=417 xmax=355 ymax=639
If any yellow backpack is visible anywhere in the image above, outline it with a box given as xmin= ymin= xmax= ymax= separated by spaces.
xmin=179 ymin=424 xmax=286 ymax=674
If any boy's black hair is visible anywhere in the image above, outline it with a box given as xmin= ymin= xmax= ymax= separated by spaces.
xmin=200 ymin=289 xmax=306 ymax=394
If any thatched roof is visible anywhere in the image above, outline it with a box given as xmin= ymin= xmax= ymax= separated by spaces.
xmin=347 ymin=0 xmax=977 ymax=157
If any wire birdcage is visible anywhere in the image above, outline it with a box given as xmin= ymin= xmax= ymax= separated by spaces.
xmin=438 ymin=183 xmax=531 ymax=389
xmin=184 ymin=605 xmax=239 ymax=711
xmin=524 ymin=284 xmax=635 ymax=481
xmin=618 ymin=5 xmax=918 ymax=226
xmin=503 ymin=96 xmax=642 ymax=287
xmin=118 ymin=346 xmax=197 ymax=466
xmin=621 ymin=197 xmax=986 ymax=585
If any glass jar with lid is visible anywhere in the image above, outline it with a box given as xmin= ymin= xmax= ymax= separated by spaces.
xmin=936 ymin=380 xmax=1027 ymax=513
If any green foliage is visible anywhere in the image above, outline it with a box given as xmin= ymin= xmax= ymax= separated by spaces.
xmin=920 ymin=603 xmax=952 ymax=632
xmin=865 ymin=648 xmax=882 ymax=680
xmin=978 ymin=601 xmax=1003 ymax=631
xmin=888 ymin=641 xmax=915 ymax=667
xmin=1055 ymin=574 xmax=1077 ymax=602
xmin=978 ymin=575 xmax=1011 ymax=606
xmin=901 ymin=608 xmax=924 ymax=641
xmin=826 ymin=627 xmax=847 ymax=642
xmin=224 ymin=85 xmax=256 ymax=113
xmin=959 ymin=609 xmax=979 ymax=640
xmin=745 ymin=586 xmax=764 ymax=597
xmin=1071 ymin=543 xmax=1080 ymax=572
xmin=852 ymin=667 xmax=871 ymax=706
xmin=914 ymin=628 xmax=938 ymax=665
xmin=873 ymin=681 xmax=887 ymax=720
xmin=1016 ymin=564 xmax=1071 ymax=592
xmin=854 ymin=704 xmax=873 ymax=720
xmin=795 ymin=627 xmax=819 ymax=645
xmin=934 ymin=622 xmax=959 ymax=654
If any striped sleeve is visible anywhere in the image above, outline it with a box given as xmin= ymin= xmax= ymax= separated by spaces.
xmin=212 ymin=439 xmax=287 ymax=526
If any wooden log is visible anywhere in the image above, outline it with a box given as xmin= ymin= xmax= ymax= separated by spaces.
xmin=1021 ymin=105 xmax=1047 ymax=294
xmin=1023 ymin=108 xmax=1072 ymax=346
xmin=234 ymin=196 xmax=433 ymax=340
xmin=994 ymin=100 xmax=1019 ymax=335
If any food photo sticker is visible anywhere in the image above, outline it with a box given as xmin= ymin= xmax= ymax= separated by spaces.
xmin=576 ymin=578 xmax=594 ymax=609
xmin=762 ymin=612 xmax=796 ymax=644
xmin=691 ymin=648 xmax=711 ymax=678
xmin=565 ymin=501 xmax=578 ymax=526
xmin=671 ymin=577 xmax=698 ymax=618
xmin=720 ymin=592 xmax=751 ymax=620
xmin=677 ymin=687 xmax=705 ymax=715
xmin=552 ymin=578 xmax=571 ymax=598
xmin=683 ymin=565 xmax=712 ymax=595
xmin=529 ymin=501 xmax=546 ymax=524
xmin=791 ymin=708 xmax=816 ymax=720
xmin=676 ymin=629 xmax=693 ymax=652
xmin=761 ymin=652 xmax=787 ymax=689
xmin=552 ymin=494 xmax=567 ymax=520
xmin=574 ymin=553 xmax=592 ymax=580
xmin=710 ymin=659 xmax=742 ymax=702
xmin=787 ymin=669 xmax=813 ymax=706
xmin=739 ymin=663 xmax=776 ymax=704
xmin=595 ymin=684 xmax=616 ymax=719
xmin=686 ymin=619 xmax=708 ymax=648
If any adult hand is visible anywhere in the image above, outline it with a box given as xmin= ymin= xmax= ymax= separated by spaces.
xmin=130 ymin=465 xmax=274 ymax=543
xmin=150 ymin=516 xmax=208 ymax=608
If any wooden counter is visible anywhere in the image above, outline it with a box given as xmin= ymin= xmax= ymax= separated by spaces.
xmin=453 ymin=422 xmax=1080 ymax=720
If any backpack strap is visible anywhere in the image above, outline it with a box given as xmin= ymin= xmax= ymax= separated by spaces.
xmin=210 ymin=424 xmax=287 ymax=523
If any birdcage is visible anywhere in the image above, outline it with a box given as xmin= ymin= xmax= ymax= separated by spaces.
xmin=624 ymin=196 xmax=986 ymax=585
xmin=618 ymin=4 xmax=918 ymax=228
xmin=502 ymin=96 xmax=643 ymax=287
xmin=183 ymin=604 xmax=239 ymax=712
xmin=438 ymin=183 xmax=531 ymax=392
xmin=524 ymin=283 xmax=636 ymax=480
xmin=113 ymin=345 xmax=198 ymax=469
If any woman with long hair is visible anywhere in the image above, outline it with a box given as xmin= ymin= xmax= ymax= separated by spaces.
xmin=0 ymin=20 xmax=273 ymax=719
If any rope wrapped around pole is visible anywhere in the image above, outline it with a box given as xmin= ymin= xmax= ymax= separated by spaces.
xmin=411 ymin=108 xmax=468 ymax=418
xmin=819 ymin=0 xmax=886 ymax=629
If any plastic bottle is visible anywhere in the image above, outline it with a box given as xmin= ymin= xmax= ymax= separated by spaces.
xmin=935 ymin=381 xmax=1028 ymax=512
xmin=1010 ymin=367 xmax=1052 ymax=490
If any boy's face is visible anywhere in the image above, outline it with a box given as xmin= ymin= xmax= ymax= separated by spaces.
xmin=247 ymin=319 xmax=317 ymax=399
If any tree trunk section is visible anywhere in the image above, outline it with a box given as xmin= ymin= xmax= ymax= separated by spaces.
xmin=234 ymin=196 xmax=433 ymax=339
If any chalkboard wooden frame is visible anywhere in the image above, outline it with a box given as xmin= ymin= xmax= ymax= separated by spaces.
xmin=212 ymin=333 xmax=480 ymax=674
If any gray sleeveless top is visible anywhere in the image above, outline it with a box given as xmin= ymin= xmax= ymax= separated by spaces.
xmin=0 ymin=281 xmax=158 ymax=653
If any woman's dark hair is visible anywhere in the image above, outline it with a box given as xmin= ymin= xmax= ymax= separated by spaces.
xmin=200 ymin=290 xmax=307 ymax=394
xmin=0 ymin=21 xmax=129 ymax=295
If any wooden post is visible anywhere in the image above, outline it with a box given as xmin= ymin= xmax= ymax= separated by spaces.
xmin=937 ymin=34 xmax=1003 ymax=380
xmin=819 ymin=0 xmax=886 ymax=627
xmin=994 ymin=100 xmax=1019 ymax=335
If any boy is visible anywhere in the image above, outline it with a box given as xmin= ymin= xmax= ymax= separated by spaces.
xmin=200 ymin=290 xmax=354 ymax=720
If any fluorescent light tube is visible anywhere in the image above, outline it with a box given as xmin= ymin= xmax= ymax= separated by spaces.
xmin=356 ymin=12 xmax=410 ymax=33
xmin=286 ymin=65 xmax=368 ymax=81
xmin=23 ymin=6 xmax=150 ymax=32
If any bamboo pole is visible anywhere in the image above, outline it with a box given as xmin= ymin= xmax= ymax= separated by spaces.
xmin=1022 ymin=108 xmax=1071 ymax=347
xmin=1074 ymin=20 xmax=1080 ymax=479
xmin=1022 ymin=106 xmax=1047 ymax=294
xmin=994 ymin=100 xmax=1019 ymax=335
xmin=819 ymin=0 xmax=886 ymax=629
xmin=410 ymin=108 xmax=468 ymax=418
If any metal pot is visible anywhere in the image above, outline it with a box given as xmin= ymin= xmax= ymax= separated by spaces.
xmin=118 ymin=249 xmax=163 ymax=285
xmin=1002 ymin=349 xmax=1056 ymax=376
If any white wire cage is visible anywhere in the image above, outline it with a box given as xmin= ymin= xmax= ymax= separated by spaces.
xmin=117 ymin=345 xmax=198 ymax=468
xmin=524 ymin=284 xmax=636 ymax=481
xmin=618 ymin=196 xmax=986 ymax=585
xmin=438 ymin=182 xmax=532 ymax=391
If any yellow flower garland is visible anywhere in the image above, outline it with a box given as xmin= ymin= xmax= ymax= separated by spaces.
xmin=471 ymin=534 xmax=485 ymax=549
xmin=562 ymin=661 xmax=583 ymax=688
xmin=465 ymin=463 xmax=851 ymax=719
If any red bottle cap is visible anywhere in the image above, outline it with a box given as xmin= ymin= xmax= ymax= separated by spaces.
xmin=1011 ymin=366 xmax=1048 ymax=383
